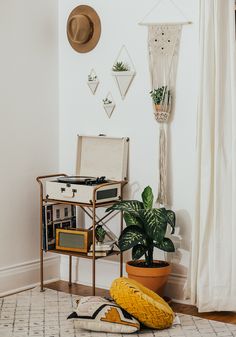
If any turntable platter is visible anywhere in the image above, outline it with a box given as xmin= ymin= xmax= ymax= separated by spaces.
xmin=57 ymin=176 xmax=94 ymax=184
xmin=57 ymin=176 xmax=107 ymax=185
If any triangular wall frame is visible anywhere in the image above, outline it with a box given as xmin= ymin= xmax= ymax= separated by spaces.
xmin=111 ymin=45 xmax=136 ymax=100
xmin=87 ymin=69 xmax=99 ymax=95
xmin=103 ymin=92 xmax=115 ymax=118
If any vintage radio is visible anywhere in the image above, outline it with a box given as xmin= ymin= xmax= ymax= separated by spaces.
xmin=56 ymin=228 xmax=93 ymax=253
xmin=45 ymin=135 xmax=129 ymax=204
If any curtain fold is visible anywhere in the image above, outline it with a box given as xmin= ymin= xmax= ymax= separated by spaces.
xmin=190 ymin=0 xmax=236 ymax=312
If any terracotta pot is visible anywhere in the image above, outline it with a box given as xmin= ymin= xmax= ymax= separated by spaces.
xmin=154 ymin=104 xmax=170 ymax=113
xmin=155 ymin=104 xmax=163 ymax=112
xmin=154 ymin=105 xmax=170 ymax=123
xmin=126 ymin=260 xmax=171 ymax=296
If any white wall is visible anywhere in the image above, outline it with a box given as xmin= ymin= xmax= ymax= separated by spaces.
xmin=58 ymin=0 xmax=199 ymax=300
xmin=0 ymin=0 xmax=60 ymax=295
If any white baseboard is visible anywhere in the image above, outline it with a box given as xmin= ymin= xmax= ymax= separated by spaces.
xmin=0 ymin=255 xmax=60 ymax=297
xmin=165 ymin=272 xmax=189 ymax=302
xmin=60 ymin=256 xmax=188 ymax=301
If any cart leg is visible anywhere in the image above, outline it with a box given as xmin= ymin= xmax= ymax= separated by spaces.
xmin=120 ymin=253 xmax=123 ymax=277
xmin=69 ymin=255 xmax=72 ymax=287
xmin=120 ymin=210 xmax=124 ymax=277
xmin=92 ymin=203 xmax=96 ymax=296
xmin=40 ymin=249 xmax=44 ymax=292
xmin=39 ymin=183 xmax=44 ymax=292
xmin=92 ymin=259 xmax=95 ymax=296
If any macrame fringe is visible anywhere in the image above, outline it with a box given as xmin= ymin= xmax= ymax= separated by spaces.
xmin=157 ymin=126 xmax=167 ymax=205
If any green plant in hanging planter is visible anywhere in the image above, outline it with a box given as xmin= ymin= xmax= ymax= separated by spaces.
xmin=88 ymin=74 xmax=97 ymax=82
xmin=112 ymin=61 xmax=130 ymax=72
xmin=150 ymin=86 xmax=171 ymax=106
xmin=103 ymin=98 xmax=113 ymax=105
xmin=106 ymin=186 xmax=175 ymax=267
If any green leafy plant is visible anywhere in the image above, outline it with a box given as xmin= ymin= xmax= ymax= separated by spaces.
xmin=112 ymin=61 xmax=130 ymax=72
xmin=103 ymin=98 xmax=112 ymax=105
xmin=88 ymin=74 xmax=97 ymax=82
xmin=106 ymin=186 xmax=175 ymax=267
xmin=95 ymin=225 xmax=106 ymax=243
xmin=150 ymin=86 xmax=171 ymax=105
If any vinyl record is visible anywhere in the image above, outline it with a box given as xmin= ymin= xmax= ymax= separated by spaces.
xmin=57 ymin=176 xmax=95 ymax=184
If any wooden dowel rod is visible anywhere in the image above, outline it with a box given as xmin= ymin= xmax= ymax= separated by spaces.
xmin=139 ymin=21 xmax=192 ymax=26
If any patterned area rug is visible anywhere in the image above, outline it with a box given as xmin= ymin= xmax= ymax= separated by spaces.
xmin=0 ymin=287 xmax=236 ymax=337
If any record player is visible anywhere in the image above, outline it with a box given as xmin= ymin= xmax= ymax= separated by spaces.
xmin=45 ymin=135 xmax=129 ymax=204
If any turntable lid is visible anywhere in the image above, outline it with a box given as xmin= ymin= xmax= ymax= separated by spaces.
xmin=76 ymin=135 xmax=129 ymax=181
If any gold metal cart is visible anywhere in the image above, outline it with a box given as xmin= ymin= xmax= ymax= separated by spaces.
xmin=37 ymin=173 xmax=125 ymax=296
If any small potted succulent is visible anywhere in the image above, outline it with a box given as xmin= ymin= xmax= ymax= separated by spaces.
xmin=112 ymin=61 xmax=136 ymax=100
xmin=112 ymin=61 xmax=130 ymax=72
xmin=106 ymin=186 xmax=176 ymax=296
xmin=103 ymin=98 xmax=113 ymax=105
xmin=150 ymin=86 xmax=172 ymax=123
xmin=88 ymin=74 xmax=97 ymax=82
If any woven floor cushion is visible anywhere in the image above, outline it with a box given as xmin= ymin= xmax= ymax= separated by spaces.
xmin=110 ymin=277 xmax=174 ymax=329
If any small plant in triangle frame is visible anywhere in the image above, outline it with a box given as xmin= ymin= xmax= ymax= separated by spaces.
xmin=111 ymin=45 xmax=136 ymax=100
xmin=87 ymin=69 xmax=99 ymax=95
xmin=103 ymin=92 xmax=115 ymax=118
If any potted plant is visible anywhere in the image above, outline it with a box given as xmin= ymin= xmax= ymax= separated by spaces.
xmin=106 ymin=186 xmax=175 ymax=296
xmin=95 ymin=225 xmax=106 ymax=244
xmin=88 ymin=74 xmax=97 ymax=82
xmin=103 ymin=98 xmax=113 ymax=105
xmin=150 ymin=86 xmax=172 ymax=123
xmin=112 ymin=61 xmax=136 ymax=100
xmin=112 ymin=61 xmax=130 ymax=72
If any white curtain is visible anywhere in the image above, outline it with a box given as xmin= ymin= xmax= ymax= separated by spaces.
xmin=190 ymin=0 xmax=236 ymax=312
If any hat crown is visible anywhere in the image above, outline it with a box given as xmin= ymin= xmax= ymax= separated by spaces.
xmin=67 ymin=5 xmax=101 ymax=53
xmin=68 ymin=14 xmax=93 ymax=45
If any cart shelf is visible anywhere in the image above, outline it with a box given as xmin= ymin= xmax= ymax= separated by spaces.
xmin=49 ymin=249 xmax=121 ymax=259
xmin=43 ymin=198 xmax=120 ymax=208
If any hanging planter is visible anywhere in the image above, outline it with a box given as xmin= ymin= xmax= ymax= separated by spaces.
xmin=103 ymin=92 xmax=115 ymax=118
xmin=138 ymin=0 xmax=191 ymax=206
xmin=112 ymin=46 xmax=136 ymax=100
xmin=150 ymin=86 xmax=172 ymax=123
xmin=87 ymin=69 xmax=99 ymax=95
xmin=112 ymin=69 xmax=136 ymax=100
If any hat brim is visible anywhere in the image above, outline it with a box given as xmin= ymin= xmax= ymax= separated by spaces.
xmin=67 ymin=5 xmax=101 ymax=53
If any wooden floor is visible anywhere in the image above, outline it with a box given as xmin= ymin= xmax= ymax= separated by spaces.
xmin=46 ymin=280 xmax=236 ymax=325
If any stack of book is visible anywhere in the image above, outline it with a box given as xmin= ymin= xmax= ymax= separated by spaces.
xmin=87 ymin=241 xmax=115 ymax=257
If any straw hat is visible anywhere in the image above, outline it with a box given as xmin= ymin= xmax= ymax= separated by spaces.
xmin=67 ymin=5 xmax=101 ymax=53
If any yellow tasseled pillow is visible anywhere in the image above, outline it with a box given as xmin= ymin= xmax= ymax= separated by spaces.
xmin=110 ymin=277 xmax=174 ymax=330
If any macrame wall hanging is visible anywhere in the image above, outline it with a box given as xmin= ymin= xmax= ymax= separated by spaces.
xmin=139 ymin=0 xmax=191 ymax=206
